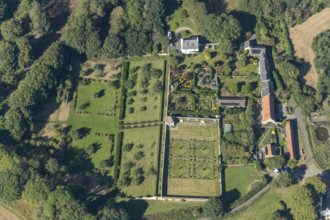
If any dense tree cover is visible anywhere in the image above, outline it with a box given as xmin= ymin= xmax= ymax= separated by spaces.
xmin=272 ymin=172 xmax=293 ymax=188
xmin=290 ymin=185 xmax=317 ymax=220
xmin=312 ymin=30 xmax=330 ymax=114
xmin=203 ymin=197 xmax=223 ymax=218
xmin=63 ymin=0 xmax=165 ymax=58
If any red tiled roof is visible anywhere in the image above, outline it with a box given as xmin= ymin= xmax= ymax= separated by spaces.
xmin=166 ymin=116 xmax=174 ymax=124
xmin=286 ymin=121 xmax=296 ymax=159
xmin=262 ymin=95 xmax=275 ymax=122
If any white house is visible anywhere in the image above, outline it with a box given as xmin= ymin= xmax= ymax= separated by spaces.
xmin=179 ymin=37 xmax=199 ymax=54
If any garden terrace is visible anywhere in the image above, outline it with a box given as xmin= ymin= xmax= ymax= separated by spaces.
xmin=123 ymin=57 xmax=166 ymax=124
xmin=164 ymin=120 xmax=220 ymax=197
xmin=118 ymin=126 xmax=161 ymax=197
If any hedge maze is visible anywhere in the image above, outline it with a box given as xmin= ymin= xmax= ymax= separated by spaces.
xmin=168 ymin=139 xmax=217 ymax=180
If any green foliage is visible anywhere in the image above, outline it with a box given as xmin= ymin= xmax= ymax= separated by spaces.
xmin=4 ymin=108 xmax=27 ymax=140
xmin=45 ymin=158 xmax=60 ymax=174
xmin=22 ymin=175 xmax=51 ymax=206
xmin=97 ymin=204 xmax=129 ymax=220
xmin=253 ymin=160 xmax=262 ymax=171
xmin=228 ymin=83 xmax=239 ymax=94
xmin=304 ymin=175 xmax=327 ymax=196
xmin=134 ymin=151 xmax=144 ymax=160
xmin=290 ymin=185 xmax=317 ymax=220
xmin=0 ymin=172 xmax=22 ymax=202
xmin=102 ymin=34 xmax=124 ymax=58
xmin=204 ymin=50 xmax=211 ymax=60
xmin=272 ymin=172 xmax=293 ymax=188
xmin=203 ymin=197 xmax=223 ymax=218
xmin=264 ymin=156 xmax=285 ymax=168
xmin=124 ymin=143 xmax=134 ymax=152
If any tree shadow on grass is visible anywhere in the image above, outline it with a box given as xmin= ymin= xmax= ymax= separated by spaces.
xmin=118 ymin=199 xmax=149 ymax=220
xmin=65 ymin=146 xmax=94 ymax=173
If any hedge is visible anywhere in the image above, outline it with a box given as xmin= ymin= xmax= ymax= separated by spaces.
xmin=113 ymin=132 xmax=124 ymax=184
xmin=168 ymin=109 xmax=218 ymax=117
xmin=119 ymin=62 xmax=129 ymax=120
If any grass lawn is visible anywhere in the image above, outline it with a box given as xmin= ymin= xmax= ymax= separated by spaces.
xmin=225 ymin=187 xmax=293 ymax=220
xmin=170 ymin=124 xmax=218 ymax=141
xmin=119 ymin=126 xmax=161 ymax=197
xmin=167 ymin=8 xmax=198 ymax=31
xmin=224 ymin=166 xmax=265 ymax=197
xmin=220 ymin=76 xmax=259 ymax=97
xmin=76 ymin=81 xmax=116 ymax=114
xmin=167 ymin=178 xmax=219 ymax=197
xmin=119 ymin=199 xmax=204 ymax=218
xmin=124 ymin=58 xmax=165 ymax=123
xmin=237 ymin=63 xmax=258 ymax=75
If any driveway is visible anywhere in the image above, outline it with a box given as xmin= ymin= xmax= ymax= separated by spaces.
xmin=174 ymin=27 xmax=198 ymax=35
xmin=288 ymin=99 xmax=321 ymax=179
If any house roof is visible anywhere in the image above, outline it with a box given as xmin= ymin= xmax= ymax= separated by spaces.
xmin=264 ymin=144 xmax=277 ymax=158
xmin=180 ymin=37 xmax=199 ymax=50
xmin=259 ymin=54 xmax=270 ymax=81
xmin=286 ymin=121 xmax=296 ymax=159
xmin=262 ymin=94 xmax=276 ymax=123
xmin=261 ymin=80 xmax=274 ymax=97
xmin=166 ymin=116 xmax=174 ymax=124
xmin=218 ymin=97 xmax=246 ymax=108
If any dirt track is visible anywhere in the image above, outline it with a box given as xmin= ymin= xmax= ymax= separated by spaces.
xmin=289 ymin=8 xmax=330 ymax=88
xmin=0 ymin=205 xmax=20 ymax=220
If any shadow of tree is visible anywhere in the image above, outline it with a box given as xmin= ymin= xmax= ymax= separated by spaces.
xmin=118 ymin=199 xmax=149 ymax=220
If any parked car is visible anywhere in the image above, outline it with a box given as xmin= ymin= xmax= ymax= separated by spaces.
xmin=168 ymin=31 xmax=172 ymax=40
xmin=285 ymin=167 xmax=291 ymax=173
xmin=280 ymin=168 xmax=285 ymax=172
xmin=288 ymin=107 xmax=293 ymax=112
xmin=274 ymin=169 xmax=280 ymax=175
xmin=284 ymin=107 xmax=288 ymax=114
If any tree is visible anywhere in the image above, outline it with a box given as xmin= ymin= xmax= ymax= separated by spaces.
xmin=305 ymin=175 xmax=327 ymax=196
xmin=22 ymin=175 xmax=51 ymax=206
xmin=134 ymin=151 xmax=144 ymax=160
xmin=151 ymin=80 xmax=163 ymax=95
xmin=204 ymin=50 xmax=211 ymax=59
xmin=45 ymin=158 xmax=60 ymax=174
xmin=264 ymin=156 xmax=285 ymax=168
xmin=4 ymin=108 xmax=27 ymax=140
xmin=273 ymin=172 xmax=293 ymax=188
xmin=109 ymin=80 xmax=120 ymax=89
xmin=290 ymin=185 xmax=317 ymax=220
xmin=98 ymin=205 xmax=129 ymax=220
xmin=0 ymin=172 xmax=22 ymax=202
xmin=203 ymin=197 xmax=223 ymax=218
xmin=228 ymin=83 xmax=239 ymax=94
xmin=102 ymin=34 xmax=124 ymax=58
xmin=124 ymin=143 xmax=133 ymax=152
xmin=241 ymin=83 xmax=251 ymax=94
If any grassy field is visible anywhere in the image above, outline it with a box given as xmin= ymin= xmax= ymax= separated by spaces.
xmin=220 ymin=75 xmax=259 ymax=97
xmin=119 ymin=126 xmax=161 ymax=197
xmin=224 ymin=166 xmax=265 ymax=197
xmin=124 ymin=57 xmax=165 ymax=123
xmin=167 ymin=178 xmax=218 ymax=197
xmin=166 ymin=122 xmax=220 ymax=197
xmin=225 ymin=187 xmax=293 ymax=220
xmin=119 ymin=199 xmax=204 ymax=218
xmin=76 ymin=81 xmax=116 ymax=114
xmin=170 ymin=124 xmax=218 ymax=141
xmin=237 ymin=63 xmax=258 ymax=75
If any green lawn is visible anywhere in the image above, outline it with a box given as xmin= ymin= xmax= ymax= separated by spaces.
xmin=224 ymin=166 xmax=265 ymax=197
xmin=237 ymin=63 xmax=258 ymax=76
xmin=76 ymin=81 xmax=116 ymax=114
xmin=119 ymin=126 xmax=161 ymax=197
xmin=225 ymin=187 xmax=293 ymax=220
xmin=124 ymin=58 xmax=165 ymax=123
xmin=167 ymin=8 xmax=198 ymax=31
xmin=119 ymin=199 xmax=204 ymax=218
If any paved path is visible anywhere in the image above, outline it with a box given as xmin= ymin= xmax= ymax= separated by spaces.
xmin=0 ymin=204 xmax=20 ymax=220
xmin=289 ymin=99 xmax=322 ymax=179
xmin=174 ymin=27 xmax=198 ymax=35
xmin=135 ymin=196 xmax=209 ymax=202
xmin=230 ymin=183 xmax=271 ymax=213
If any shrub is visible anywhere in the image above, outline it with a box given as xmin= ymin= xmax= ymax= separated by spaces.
xmin=140 ymin=89 xmax=148 ymax=94
xmin=128 ymin=107 xmax=134 ymax=114
xmin=272 ymin=172 xmax=293 ymax=188
xmin=204 ymin=50 xmax=211 ymax=59
xmin=134 ymin=151 xmax=144 ymax=160
xmin=136 ymin=144 xmax=144 ymax=149
xmin=140 ymin=106 xmax=147 ymax=111
xmin=85 ymin=145 xmax=95 ymax=155
xmin=124 ymin=143 xmax=134 ymax=152
xmin=141 ymin=97 xmax=147 ymax=102
xmin=132 ymin=176 xmax=144 ymax=185
xmin=151 ymin=69 xmax=162 ymax=78
xmin=203 ymin=197 xmax=223 ymax=218
xmin=146 ymin=167 xmax=157 ymax=176
xmin=127 ymin=98 xmax=134 ymax=105
xmin=127 ymin=91 xmax=137 ymax=97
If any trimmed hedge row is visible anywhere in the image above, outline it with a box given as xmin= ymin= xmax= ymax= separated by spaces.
xmin=168 ymin=109 xmax=218 ymax=117
xmin=113 ymin=132 xmax=124 ymax=184
xmin=230 ymin=177 xmax=268 ymax=209
xmin=119 ymin=62 xmax=129 ymax=120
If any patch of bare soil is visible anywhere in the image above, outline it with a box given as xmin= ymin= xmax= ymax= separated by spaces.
xmin=37 ymin=123 xmax=57 ymax=138
xmin=223 ymin=0 xmax=236 ymax=11
xmin=289 ymin=8 xmax=330 ymax=88
xmin=0 ymin=205 xmax=20 ymax=220
xmin=58 ymin=102 xmax=71 ymax=121
xmin=81 ymin=57 xmax=122 ymax=80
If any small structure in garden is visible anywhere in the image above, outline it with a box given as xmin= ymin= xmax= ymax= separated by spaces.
xmin=285 ymin=120 xmax=296 ymax=159
xmin=224 ymin=124 xmax=232 ymax=133
xmin=263 ymin=144 xmax=278 ymax=158
xmin=218 ymin=97 xmax=246 ymax=108
xmin=166 ymin=116 xmax=176 ymax=127
xmin=178 ymin=37 xmax=200 ymax=54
